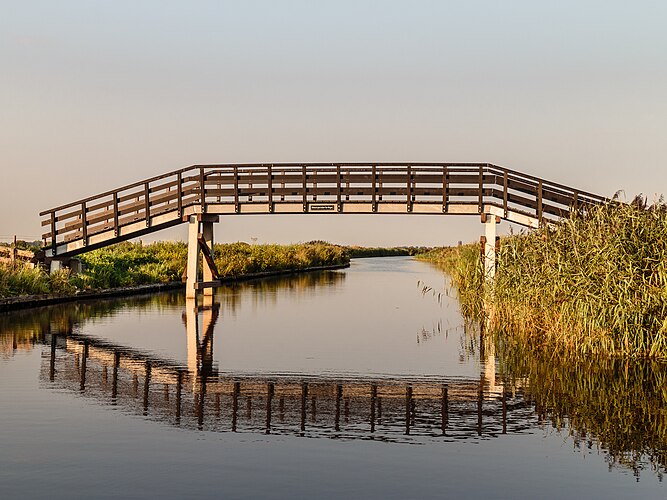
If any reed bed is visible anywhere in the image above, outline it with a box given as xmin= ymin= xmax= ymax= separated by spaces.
xmin=421 ymin=202 xmax=667 ymax=359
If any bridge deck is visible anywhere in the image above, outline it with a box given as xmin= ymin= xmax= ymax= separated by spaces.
xmin=40 ymin=163 xmax=607 ymax=258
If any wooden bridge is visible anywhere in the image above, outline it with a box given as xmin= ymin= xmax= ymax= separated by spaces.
xmin=40 ymin=163 xmax=608 ymax=294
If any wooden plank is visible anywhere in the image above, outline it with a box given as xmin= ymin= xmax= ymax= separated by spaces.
xmin=267 ymin=164 xmax=273 ymax=210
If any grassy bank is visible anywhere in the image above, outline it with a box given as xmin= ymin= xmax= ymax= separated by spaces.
xmin=421 ymin=202 xmax=667 ymax=359
xmin=0 ymin=241 xmax=348 ymax=298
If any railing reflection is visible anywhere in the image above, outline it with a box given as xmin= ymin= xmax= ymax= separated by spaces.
xmin=39 ymin=322 xmax=530 ymax=443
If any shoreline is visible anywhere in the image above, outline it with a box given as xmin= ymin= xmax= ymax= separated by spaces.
xmin=0 ymin=263 xmax=350 ymax=313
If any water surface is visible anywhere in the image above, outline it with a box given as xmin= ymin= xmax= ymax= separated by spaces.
xmin=1 ymin=257 xmax=665 ymax=498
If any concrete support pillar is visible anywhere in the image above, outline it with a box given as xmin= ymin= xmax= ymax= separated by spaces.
xmin=482 ymin=213 xmax=499 ymax=281
xmin=185 ymin=298 xmax=199 ymax=377
xmin=50 ymin=259 xmax=63 ymax=274
xmin=186 ymin=216 xmax=200 ymax=299
xmin=202 ymin=221 xmax=214 ymax=297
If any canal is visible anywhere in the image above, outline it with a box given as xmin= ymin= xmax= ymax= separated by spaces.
xmin=0 ymin=257 xmax=665 ymax=498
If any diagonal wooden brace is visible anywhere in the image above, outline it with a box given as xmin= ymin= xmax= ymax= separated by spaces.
xmin=197 ymin=234 xmax=220 ymax=280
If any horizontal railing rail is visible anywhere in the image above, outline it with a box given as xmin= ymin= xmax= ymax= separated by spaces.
xmin=40 ymin=163 xmax=609 ymax=257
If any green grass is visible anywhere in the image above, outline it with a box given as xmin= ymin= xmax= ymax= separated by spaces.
xmin=0 ymin=264 xmax=76 ymax=298
xmin=421 ymin=202 xmax=667 ymax=359
xmin=0 ymin=241 xmax=349 ymax=298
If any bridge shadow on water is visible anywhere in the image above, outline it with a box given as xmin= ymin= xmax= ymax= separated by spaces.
xmin=1 ymin=272 xmax=666 ymax=479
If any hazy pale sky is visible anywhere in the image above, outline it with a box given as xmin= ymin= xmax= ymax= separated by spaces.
xmin=2 ymin=0 xmax=666 ymax=246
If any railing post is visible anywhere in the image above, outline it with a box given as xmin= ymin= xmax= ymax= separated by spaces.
xmin=407 ymin=165 xmax=412 ymax=212
xmin=302 ymin=164 xmax=307 ymax=212
xmin=177 ymin=172 xmax=183 ymax=217
xmin=267 ymin=164 xmax=273 ymax=212
xmin=234 ymin=166 xmax=239 ymax=213
xmin=113 ymin=192 xmax=119 ymax=236
xmin=443 ymin=165 xmax=449 ymax=213
xmin=478 ymin=165 xmax=484 ymax=213
xmin=81 ymin=201 xmax=87 ymax=245
xmin=50 ymin=211 xmax=57 ymax=255
xmin=503 ymin=170 xmax=508 ymax=218
xmin=537 ymin=180 xmax=543 ymax=223
xmin=372 ymin=165 xmax=377 ymax=212
xmin=144 ymin=182 xmax=151 ymax=227
xmin=199 ymin=167 xmax=206 ymax=211
xmin=336 ymin=165 xmax=342 ymax=211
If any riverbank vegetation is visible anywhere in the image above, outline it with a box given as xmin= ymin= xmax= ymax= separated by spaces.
xmin=0 ymin=241 xmax=348 ymax=298
xmin=421 ymin=201 xmax=667 ymax=359
xmin=346 ymin=245 xmax=431 ymax=258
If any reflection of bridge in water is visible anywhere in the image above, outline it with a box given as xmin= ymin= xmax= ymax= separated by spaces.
xmin=40 ymin=297 xmax=535 ymax=443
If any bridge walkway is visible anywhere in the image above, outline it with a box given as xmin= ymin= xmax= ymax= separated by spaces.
xmin=39 ymin=163 xmax=608 ymax=293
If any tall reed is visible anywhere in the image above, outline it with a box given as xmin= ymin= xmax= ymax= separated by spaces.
xmin=422 ymin=202 xmax=667 ymax=359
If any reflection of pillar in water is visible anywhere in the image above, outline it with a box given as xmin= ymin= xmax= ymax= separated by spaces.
xmin=231 ymin=381 xmax=240 ymax=431
xmin=482 ymin=320 xmax=496 ymax=390
xmin=335 ymin=385 xmax=342 ymax=432
xmin=502 ymin=388 xmax=507 ymax=435
xmin=311 ymin=396 xmax=316 ymax=422
xmin=441 ymin=385 xmax=448 ymax=435
xmin=102 ymin=366 xmax=108 ymax=387
xmin=112 ymin=352 xmax=120 ymax=403
xmin=185 ymin=298 xmax=199 ymax=377
xmin=197 ymin=374 xmax=207 ymax=430
xmin=80 ymin=341 xmax=89 ymax=391
xmin=279 ymin=397 xmax=285 ymax=422
xmin=246 ymin=396 xmax=252 ymax=419
xmin=477 ymin=378 xmax=483 ymax=436
xmin=377 ymin=396 xmax=382 ymax=424
xmin=143 ymin=362 xmax=151 ymax=416
xmin=200 ymin=302 xmax=215 ymax=378
xmin=175 ymin=371 xmax=183 ymax=424
xmin=370 ymin=385 xmax=377 ymax=433
xmin=405 ymin=385 xmax=413 ymax=435
xmin=49 ymin=334 xmax=57 ymax=382
xmin=265 ymin=382 xmax=274 ymax=434
xmin=300 ymin=383 xmax=308 ymax=432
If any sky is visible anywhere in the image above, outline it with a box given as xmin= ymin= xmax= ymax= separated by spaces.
xmin=2 ymin=0 xmax=666 ymax=246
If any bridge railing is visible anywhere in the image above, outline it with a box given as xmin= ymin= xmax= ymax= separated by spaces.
xmin=40 ymin=163 xmax=608 ymax=256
